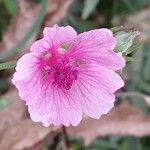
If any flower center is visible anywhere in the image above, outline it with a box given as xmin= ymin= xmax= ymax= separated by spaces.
xmin=46 ymin=57 xmax=79 ymax=90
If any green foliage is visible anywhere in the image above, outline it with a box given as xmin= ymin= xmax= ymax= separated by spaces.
xmin=0 ymin=0 xmax=18 ymax=40
xmin=82 ymin=0 xmax=99 ymax=20
xmin=100 ymin=0 xmax=150 ymax=16
xmin=3 ymin=0 xmax=17 ymax=15
xmin=0 ymin=0 xmax=47 ymax=61
xmin=63 ymin=0 xmax=150 ymax=32
xmin=70 ymin=137 xmax=84 ymax=150
xmin=125 ymin=56 xmax=134 ymax=62
xmin=72 ymin=136 xmax=150 ymax=150
xmin=115 ymin=31 xmax=140 ymax=53
xmin=86 ymin=136 xmax=145 ymax=150
xmin=0 ymin=2 xmax=11 ymax=40
xmin=87 ymin=138 xmax=118 ymax=150
xmin=127 ymin=44 xmax=150 ymax=94
xmin=112 ymin=27 xmax=140 ymax=62
xmin=0 ymin=79 xmax=9 ymax=93
xmin=0 ymin=61 xmax=16 ymax=71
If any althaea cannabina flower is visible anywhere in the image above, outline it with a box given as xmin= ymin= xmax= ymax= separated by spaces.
xmin=12 ymin=25 xmax=125 ymax=127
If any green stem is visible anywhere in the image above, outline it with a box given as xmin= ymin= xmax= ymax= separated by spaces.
xmin=0 ymin=61 xmax=16 ymax=70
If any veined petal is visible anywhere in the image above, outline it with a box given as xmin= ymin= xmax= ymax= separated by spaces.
xmin=69 ymin=28 xmax=125 ymax=70
xmin=68 ymin=63 xmax=124 ymax=119
xmin=12 ymin=52 xmax=83 ymax=126
xmin=12 ymin=52 xmax=43 ymax=104
xmin=31 ymin=25 xmax=77 ymax=53
xmin=30 ymin=39 xmax=50 ymax=52
xmin=28 ymin=85 xmax=83 ymax=127
xmin=70 ymin=82 xmax=115 ymax=119
xmin=75 ymin=28 xmax=116 ymax=50
xmin=43 ymin=24 xmax=77 ymax=51
xmin=79 ymin=63 xmax=124 ymax=93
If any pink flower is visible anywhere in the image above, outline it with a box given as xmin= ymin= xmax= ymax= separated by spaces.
xmin=12 ymin=25 xmax=125 ymax=126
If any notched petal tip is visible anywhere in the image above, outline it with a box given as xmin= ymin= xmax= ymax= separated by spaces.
xmin=43 ymin=24 xmax=77 ymax=50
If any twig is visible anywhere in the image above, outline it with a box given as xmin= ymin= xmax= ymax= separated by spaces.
xmin=62 ymin=125 xmax=71 ymax=150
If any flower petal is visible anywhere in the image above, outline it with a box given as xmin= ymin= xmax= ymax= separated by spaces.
xmin=79 ymin=63 xmax=124 ymax=93
xmin=68 ymin=63 xmax=124 ymax=119
xmin=12 ymin=52 xmax=43 ymax=104
xmin=30 ymin=39 xmax=50 ymax=52
xmin=69 ymin=28 xmax=125 ymax=70
xmin=43 ymin=24 xmax=77 ymax=51
xmin=12 ymin=52 xmax=83 ymax=126
xmin=28 ymin=84 xmax=83 ymax=127
xmin=12 ymin=26 xmax=125 ymax=127
xmin=72 ymin=82 xmax=115 ymax=119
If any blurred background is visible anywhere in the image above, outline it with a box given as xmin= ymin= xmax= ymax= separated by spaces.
xmin=0 ymin=0 xmax=150 ymax=149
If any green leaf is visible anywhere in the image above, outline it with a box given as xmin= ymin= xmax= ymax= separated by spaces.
xmin=0 ymin=61 xmax=16 ymax=70
xmin=87 ymin=139 xmax=118 ymax=150
xmin=3 ymin=0 xmax=17 ymax=15
xmin=128 ymin=137 xmax=143 ymax=150
xmin=125 ymin=56 xmax=135 ymax=62
xmin=82 ymin=0 xmax=99 ymax=20
xmin=0 ymin=0 xmax=46 ymax=61
xmin=122 ymin=0 xmax=135 ymax=12
xmin=143 ymin=44 xmax=150 ymax=81
xmin=125 ymin=42 xmax=141 ymax=55
xmin=111 ymin=26 xmax=124 ymax=33
xmin=115 ymin=31 xmax=140 ymax=53
xmin=0 ymin=79 xmax=9 ymax=92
